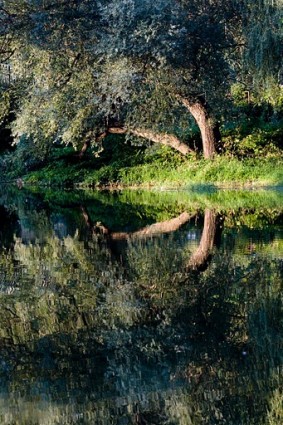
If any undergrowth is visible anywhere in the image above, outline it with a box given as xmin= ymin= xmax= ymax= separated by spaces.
xmin=1 ymin=124 xmax=282 ymax=188
xmin=24 ymin=153 xmax=282 ymax=188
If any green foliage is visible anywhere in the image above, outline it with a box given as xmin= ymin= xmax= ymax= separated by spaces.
xmin=222 ymin=119 xmax=283 ymax=158
xmin=0 ymin=134 xmax=51 ymax=177
xmin=0 ymin=89 xmax=12 ymax=125
xmin=266 ymin=390 xmax=283 ymax=425
xmin=0 ymin=0 xmax=245 ymax=157
xmin=0 ymin=0 xmax=282 ymax=180
xmin=242 ymin=0 xmax=283 ymax=107
xmin=21 ymin=146 xmax=282 ymax=188
xmin=230 ymin=83 xmax=250 ymax=107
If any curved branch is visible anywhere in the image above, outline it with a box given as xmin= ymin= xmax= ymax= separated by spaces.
xmin=187 ymin=209 xmax=223 ymax=271
xmin=106 ymin=127 xmax=193 ymax=156
xmin=81 ymin=207 xmax=193 ymax=240
xmin=110 ymin=212 xmax=193 ymax=240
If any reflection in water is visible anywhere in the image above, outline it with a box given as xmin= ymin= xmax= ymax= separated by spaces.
xmin=187 ymin=209 xmax=223 ymax=270
xmin=0 ymin=187 xmax=282 ymax=424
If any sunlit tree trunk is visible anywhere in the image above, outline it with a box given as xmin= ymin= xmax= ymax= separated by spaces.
xmin=181 ymin=99 xmax=219 ymax=159
xmin=79 ymin=129 xmax=109 ymax=157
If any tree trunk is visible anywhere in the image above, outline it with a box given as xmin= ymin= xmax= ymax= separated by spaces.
xmin=79 ymin=139 xmax=90 ymax=158
xmin=79 ymin=131 xmax=108 ymax=158
xmin=181 ymin=98 xmax=218 ymax=159
xmin=105 ymin=127 xmax=192 ymax=156
xmin=187 ymin=209 xmax=222 ymax=271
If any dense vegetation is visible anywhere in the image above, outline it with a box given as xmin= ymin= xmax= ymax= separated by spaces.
xmin=0 ymin=0 xmax=282 ymax=186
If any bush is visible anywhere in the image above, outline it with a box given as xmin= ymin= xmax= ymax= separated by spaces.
xmin=0 ymin=135 xmax=52 ymax=178
xmin=222 ymin=121 xmax=283 ymax=158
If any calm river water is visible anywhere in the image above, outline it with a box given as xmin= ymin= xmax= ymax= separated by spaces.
xmin=0 ymin=187 xmax=282 ymax=425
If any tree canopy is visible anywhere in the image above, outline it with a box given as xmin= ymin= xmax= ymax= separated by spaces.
xmin=0 ymin=0 xmax=282 ymax=159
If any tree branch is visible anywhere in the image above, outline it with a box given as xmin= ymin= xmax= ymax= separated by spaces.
xmin=97 ymin=126 xmax=193 ymax=156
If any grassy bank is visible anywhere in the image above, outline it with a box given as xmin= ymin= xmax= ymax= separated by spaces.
xmin=23 ymin=151 xmax=282 ymax=189
xmin=1 ymin=126 xmax=282 ymax=188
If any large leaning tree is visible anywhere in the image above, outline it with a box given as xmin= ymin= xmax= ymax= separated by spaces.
xmin=99 ymin=0 xmax=244 ymax=158
xmin=1 ymin=0 xmax=280 ymax=159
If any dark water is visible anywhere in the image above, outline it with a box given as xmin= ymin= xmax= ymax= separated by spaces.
xmin=0 ymin=187 xmax=282 ymax=425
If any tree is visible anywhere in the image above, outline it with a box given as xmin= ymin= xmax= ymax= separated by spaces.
xmin=0 ymin=1 xmax=252 ymax=159
xmin=98 ymin=0 xmax=244 ymax=158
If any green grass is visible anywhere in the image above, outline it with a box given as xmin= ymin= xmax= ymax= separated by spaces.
xmin=1 ymin=128 xmax=279 ymax=189
xmin=2 ymin=116 xmax=283 ymax=189
xmin=114 ymin=156 xmax=282 ymax=188
xmin=24 ymin=153 xmax=283 ymax=189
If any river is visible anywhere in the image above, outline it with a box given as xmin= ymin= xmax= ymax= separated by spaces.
xmin=0 ymin=186 xmax=282 ymax=424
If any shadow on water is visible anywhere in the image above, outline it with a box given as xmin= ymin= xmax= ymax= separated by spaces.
xmin=0 ymin=186 xmax=282 ymax=424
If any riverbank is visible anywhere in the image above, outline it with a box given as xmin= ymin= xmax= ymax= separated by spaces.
xmin=21 ymin=153 xmax=283 ymax=189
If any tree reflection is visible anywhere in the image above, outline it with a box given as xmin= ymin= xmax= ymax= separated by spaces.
xmin=187 ymin=209 xmax=224 ymax=271
xmin=0 ymin=192 xmax=282 ymax=425
xmin=0 ymin=205 xmax=20 ymax=248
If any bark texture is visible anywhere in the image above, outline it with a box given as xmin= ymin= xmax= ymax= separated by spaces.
xmin=181 ymin=98 xmax=218 ymax=159
xmin=105 ymin=127 xmax=192 ymax=155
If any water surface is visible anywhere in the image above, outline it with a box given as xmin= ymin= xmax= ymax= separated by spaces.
xmin=0 ymin=187 xmax=282 ymax=424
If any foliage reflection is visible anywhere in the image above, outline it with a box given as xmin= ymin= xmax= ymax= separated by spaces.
xmin=0 ymin=188 xmax=282 ymax=424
